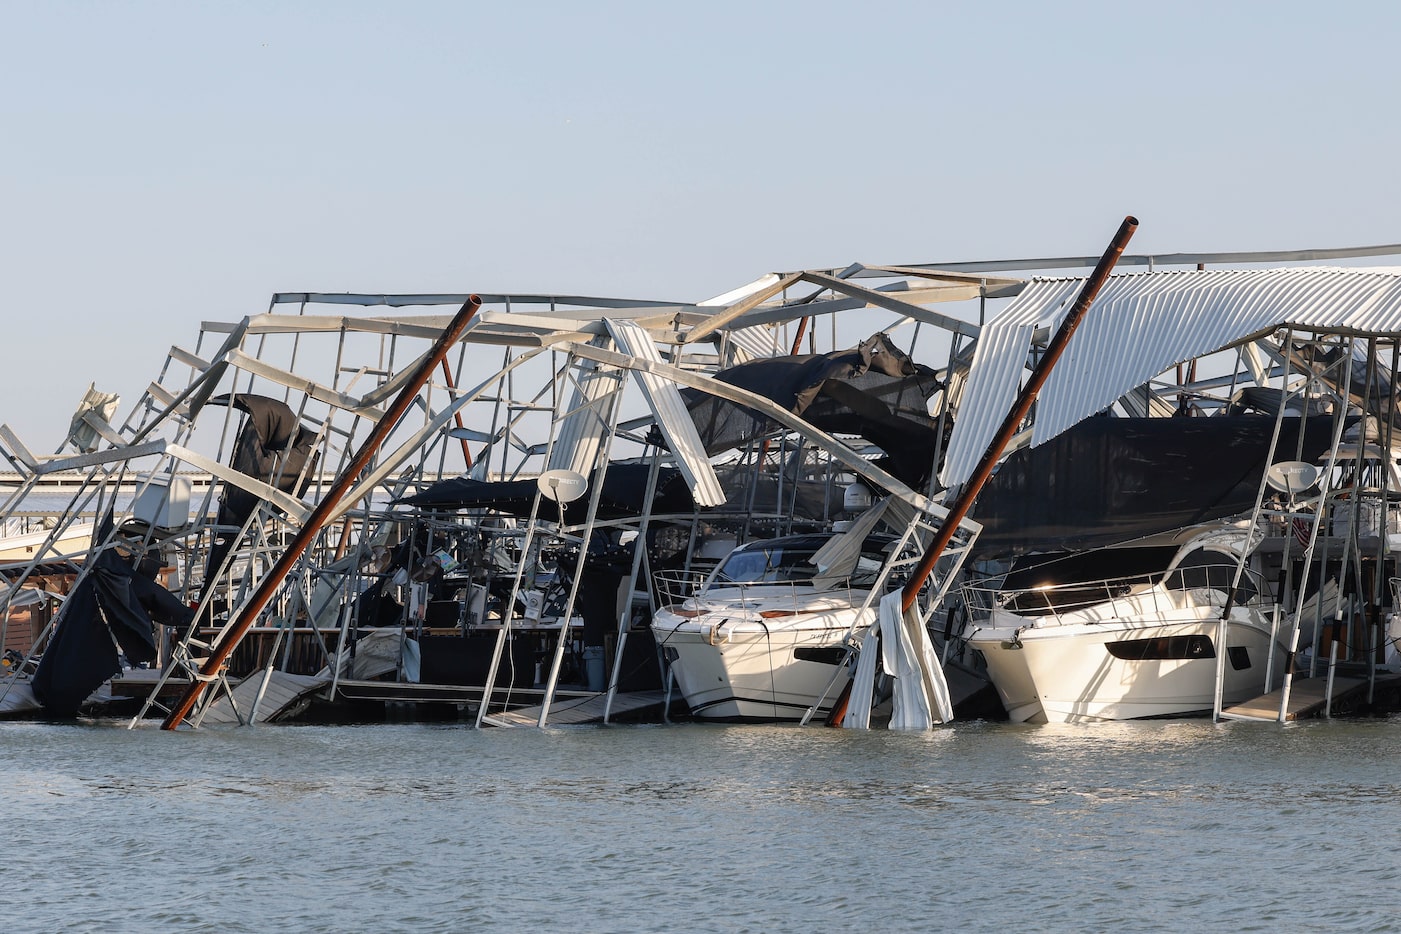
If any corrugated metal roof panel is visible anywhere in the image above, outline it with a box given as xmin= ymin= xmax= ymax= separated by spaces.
xmin=725 ymin=324 xmax=783 ymax=362
xmin=808 ymin=499 xmax=890 ymax=585
xmin=604 ymin=319 xmax=727 ymax=507
xmin=548 ymin=337 xmax=623 ymax=478
xmin=942 ymin=267 xmax=1401 ymax=488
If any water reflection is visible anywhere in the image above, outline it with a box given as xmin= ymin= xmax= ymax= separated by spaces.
xmin=4 ymin=716 xmax=1400 ymax=933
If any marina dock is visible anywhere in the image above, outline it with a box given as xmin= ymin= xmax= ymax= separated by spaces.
xmin=108 ymin=668 xmax=668 ymax=725
xmin=1222 ymin=671 xmax=1401 ymax=721
xmin=482 ymin=690 xmax=667 ymax=727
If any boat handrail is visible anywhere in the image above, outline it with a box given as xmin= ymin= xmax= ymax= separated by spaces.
xmin=653 ymin=569 xmax=710 ymax=609
xmin=655 ymin=568 xmax=869 ymax=616
xmin=962 ymin=563 xmax=1270 ymax=623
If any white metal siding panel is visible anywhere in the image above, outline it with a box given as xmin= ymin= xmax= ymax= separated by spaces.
xmin=809 ymin=499 xmax=891 ymax=582
xmin=548 ymin=336 xmax=623 ymax=478
xmin=940 ymin=277 xmax=1067 ymax=488
xmin=943 ymin=267 xmax=1401 ymax=488
xmin=725 ymin=324 xmax=783 ymax=363
xmin=604 ymin=319 xmax=727 ymax=507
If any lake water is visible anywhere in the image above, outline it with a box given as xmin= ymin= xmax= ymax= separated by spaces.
xmin=6 ymin=716 xmax=1400 ymax=933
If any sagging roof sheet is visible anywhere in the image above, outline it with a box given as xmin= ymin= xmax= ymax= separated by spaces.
xmin=942 ymin=266 xmax=1401 ymax=488
xmin=682 ymin=333 xmax=946 ymax=489
xmin=604 ymin=319 xmax=727 ymax=507
xmin=967 ymin=415 xmax=1339 ymax=557
xmin=396 ymin=464 xmax=696 ymax=521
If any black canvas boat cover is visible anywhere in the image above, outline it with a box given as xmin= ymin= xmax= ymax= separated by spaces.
xmin=682 ymin=333 xmax=946 ymax=487
xmin=398 ymin=461 xmax=841 ymax=523
xmin=204 ymin=393 xmax=320 ymax=581
xmin=31 ymin=516 xmax=194 ymax=716
xmin=396 ymin=464 xmax=696 ymax=522
xmin=968 ymin=415 xmax=1342 ymax=557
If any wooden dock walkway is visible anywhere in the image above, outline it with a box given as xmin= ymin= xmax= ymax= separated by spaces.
xmin=110 ymin=668 xmax=179 ymax=698
xmin=1222 ymin=675 xmax=1370 ymax=721
xmin=483 ymin=690 xmax=666 ymax=727
xmin=110 ymin=668 xmax=330 ymax=724
xmin=80 ymin=669 xmax=672 ymax=725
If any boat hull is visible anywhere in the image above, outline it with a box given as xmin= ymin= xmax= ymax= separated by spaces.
xmin=0 ymin=523 xmax=95 ymax=565
xmin=652 ymin=608 xmax=866 ymax=721
xmin=969 ymin=608 xmax=1283 ymax=723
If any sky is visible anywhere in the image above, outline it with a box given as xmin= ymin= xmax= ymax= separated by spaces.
xmin=4 ymin=0 xmax=1401 ymax=449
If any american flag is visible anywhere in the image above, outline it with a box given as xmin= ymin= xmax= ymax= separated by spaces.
xmin=1292 ymin=517 xmax=1313 ymax=548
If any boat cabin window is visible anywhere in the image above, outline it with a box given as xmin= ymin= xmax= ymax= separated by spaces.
xmin=714 ymin=539 xmax=890 ymax=587
xmin=1106 ymin=634 xmax=1215 ymax=661
xmin=716 ymin=543 xmax=825 ymax=584
xmin=1163 ymin=549 xmax=1259 ymax=601
xmin=1001 ymin=547 xmax=1176 ymax=592
xmin=998 ymin=547 xmax=1175 ymax=613
xmin=847 ymin=552 xmax=886 ymax=589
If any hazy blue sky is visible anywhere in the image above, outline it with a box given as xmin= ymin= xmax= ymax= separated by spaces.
xmin=4 ymin=1 xmax=1399 ymax=447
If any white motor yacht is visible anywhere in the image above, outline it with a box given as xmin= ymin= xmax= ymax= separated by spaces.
xmin=650 ymin=532 xmax=892 ymax=721
xmin=964 ymin=526 xmax=1286 ymax=723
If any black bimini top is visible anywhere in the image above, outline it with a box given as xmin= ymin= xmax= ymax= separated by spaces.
xmin=969 ymin=415 xmax=1342 ymax=557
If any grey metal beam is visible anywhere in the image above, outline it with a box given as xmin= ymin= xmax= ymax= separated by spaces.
xmin=225 ymin=350 xmax=385 ymax=418
xmin=796 ymin=271 xmax=980 ymax=338
xmin=165 ymin=444 xmax=311 ymax=523
xmin=683 ymin=272 xmax=804 ymax=344
xmin=867 ymin=242 xmax=1401 ymax=275
xmin=565 ymin=341 xmax=946 ymax=516
xmin=37 ymin=440 xmax=171 ymax=475
xmin=271 ymin=292 xmax=687 ymax=309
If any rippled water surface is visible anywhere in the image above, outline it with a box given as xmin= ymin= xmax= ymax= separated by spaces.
xmin=6 ymin=717 xmax=1400 ymax=932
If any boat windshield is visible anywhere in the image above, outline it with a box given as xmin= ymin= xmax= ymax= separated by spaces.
xmin=713 ymin=541 xmax=887 ymax=588
xmin=1162 ymin=548 xmax=1265 ymax=603
xmin=715 ymin=544 xmax=825 ymax=585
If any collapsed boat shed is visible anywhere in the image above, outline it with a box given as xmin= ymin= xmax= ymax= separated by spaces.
xmin=946 ymin=260 xmax=1401 ymax=723
xmin=0 ymin=262 xmax=1006 ymax=727
xmin=945 ymin=265 xmax=1401 ymax=488
xmin=7 ymin=231 xmax=1401 ymax=730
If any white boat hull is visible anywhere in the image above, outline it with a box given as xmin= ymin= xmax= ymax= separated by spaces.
xmin=652 ymin=607 xmax=868 ymax=721
xmin=969 ymin=607 xmax=1284 ymax=723
xmin=0 ymin=523 xmax=95 ymax=565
